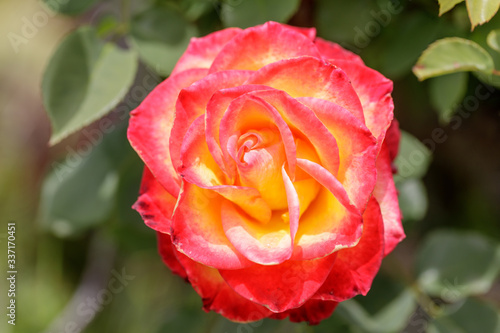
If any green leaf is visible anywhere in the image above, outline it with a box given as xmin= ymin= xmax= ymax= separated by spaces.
xmin=428 ymin=298 xmax=500 ymax=333
xmin=439 ymin=0 xmax=465 ymax=15
xmin=416 ymin=230 xmax=500 ymax=299
xmin=394 ymin=131 xmax=432 ymax=181
xmin=39 ymin=142 xmax=119 ymax=237
xmin=413 ymin=37 xmax=495 ymax=80
xmin=474 ymin=70 xmax=500 ymax=87
xmin=470 ymin=25 xmax=500 ymax=86
xmin=43 ymin=0 xmax=98 ymax=16
xmin=42 ymin=27 xmax=138 ymax=145
xmin=429 ymin=72 xmax=469 ymax=123
xmin=466 ymin=0 xmax=500 ymax=29
xmin=221 ymin=0 xmax=301 ymax=28
xmin=396 ymin=178 xmax=428 ymax=221
xmin=336 ymin=289 xmax=417 ymax=333
xmin=130 ymin=6 xmax=197 ymax=76
xmin=487 ymin=29 xmax=500 ymax=52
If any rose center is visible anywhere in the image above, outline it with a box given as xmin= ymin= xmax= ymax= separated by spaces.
xmin=231 ymin=128 xmax=289 ymax=210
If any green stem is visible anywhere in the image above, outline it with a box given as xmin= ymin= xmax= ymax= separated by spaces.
xmin=121 ymin=0 xmax=131 ymax=32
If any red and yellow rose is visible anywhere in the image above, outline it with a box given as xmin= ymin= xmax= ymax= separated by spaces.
xmin=128 ymin=21 xmax=404 ymax=324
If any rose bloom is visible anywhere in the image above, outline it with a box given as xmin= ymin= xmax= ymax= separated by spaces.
xmin=128 ymin=21 xmax=404 ymax=324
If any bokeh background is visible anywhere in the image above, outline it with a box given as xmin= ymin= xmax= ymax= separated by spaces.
xmin=1 ymin=0 xmax=499 ymax=332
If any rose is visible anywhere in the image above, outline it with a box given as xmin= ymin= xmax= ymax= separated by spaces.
xmin=128 ymin=21 xmax=404 ymax=324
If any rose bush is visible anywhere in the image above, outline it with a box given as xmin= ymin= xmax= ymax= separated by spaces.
xmin=128 ymin=21 xmax=404 ymax=324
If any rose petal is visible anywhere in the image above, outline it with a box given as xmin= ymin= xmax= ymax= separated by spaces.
xmin=282 ymin=165 xmax=300 ymax=244
xmin=312 ymin=197 xmax=384 ymax=302
xmin=219 ymin=254 xmax=337 ymax=313
xmin=292 ymin=159 xmax=363 ymax=260
xmin=171 ymin=181 xmax=253 ymax=269
xmin=385 ymin=119 xmax=400 ymax=163
xmin=314 ymin=37 xmax=364 ymax=64
xmin=157 ymin=231 xmax=187 ymax=279
xmin=170 ymin=70 xmax=253 ymax=174
xmin=293 ymin=139 xmax=323 ymax=216
xmin=246 ymin=57 xmax=364 ymax=123
xmin=270 ymin=299 xmax=338 ymax=325
xmin=128 ymin=68 xmax=208 ymax=197
xmin=296 ymin=97 xmax=377 ymax=211
xmin=229 ymin=139 xmax=290 ymax=210
xmin=132 ymin=167 xmax=177 ymax=234
xmin=331 ymin=59 xmax=394 ymax=148
xmin=248 ymin=90 xmax=340 ymax=177
xmin=292 ymin=177 xmax=321 ymax=217
xmin=171 ymin=27 xmax=242 ymax=75
xmin=214 ymin=186 xmax=272 ymax=224
xmin=374 ymin=145 xmax=405 ymax=255
xmin=173 ymin=246 xmax=273 ymax=322
xmin=219 ymin=93 xmax=297 ymax=201
xmin=206 ymin=84 xmax=275 ymax=180
xmin=179 ymin=115 xmax=272 ymax=223
xmin=179 ymin=115 xmax=227 ymax=186
xmin=289 ymin=25 xmax=316 ymax=40
xmin=221 ymin=200 xmax=294 ymax=265
xmin=209 ymin=21 xmax=321 ymax=72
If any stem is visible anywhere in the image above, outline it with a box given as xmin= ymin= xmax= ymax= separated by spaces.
xmin=110 ymin=0 xmax=131 ymax=41
xmin=120 ymin=0 xmax=131 ymax=33
xmin=42 ymin=232 xmax=116 ymax=333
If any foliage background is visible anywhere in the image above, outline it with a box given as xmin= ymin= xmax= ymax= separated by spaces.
xmin=1 ymin=0 xmax=499 ymax=332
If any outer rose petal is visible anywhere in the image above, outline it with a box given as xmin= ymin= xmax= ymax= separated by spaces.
xmin=374 ymin=145 xmax=405 ymax=255
xmin=171 ymin=28 xmax=242 ymax=75
xmin=385 ymin=119 xmax=400 ymax=163
xmin=128 ymin=68 xmax=208 ymax=197
xmin=132 ymin=167 xmax=177 ymax=234
xmin=209 ymin=21 xmax=321 ymax=72
xmin=246 ymin=57 xmax=365 ymax=123
xmin=219 ymin=253 xmax=337 ymax=313
xmin=312 ymin=197 xmax=384 ymax=302
xmin=288 ymin=25 xmax=316 ymax=40
xmin=331 ymin=59 xmax=394 ymax=148
xmin=157 ymin=232 xmax=187 ymax=280
xmin=270 ymin=299 xmax=338 ymax=325
xmin=314 ymin=37 xmax=364 ymax=64
xmin=172 ymin=243 xmax=274 ymax=322
xmin=171 ymin=181 xmax=253 ymax=269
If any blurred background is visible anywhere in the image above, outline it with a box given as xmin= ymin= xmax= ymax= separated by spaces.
xmin=0 ymin=0 xmax=499 ymax=332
